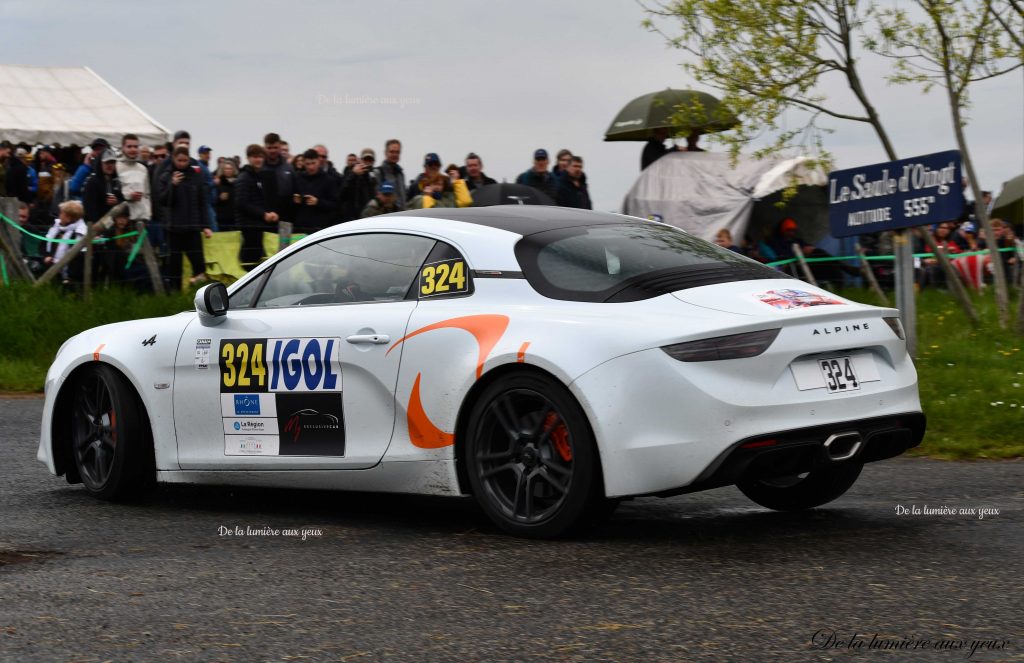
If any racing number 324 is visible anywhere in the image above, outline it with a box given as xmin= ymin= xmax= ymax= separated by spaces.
xmin=420 ymin=260 xmax=467 ymax=297
xmin=222 ymin=340 xmax=266 ymax=389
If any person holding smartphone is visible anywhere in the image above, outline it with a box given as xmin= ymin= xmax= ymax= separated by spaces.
xmin=293 ymin=148 xmax=338 ymax=234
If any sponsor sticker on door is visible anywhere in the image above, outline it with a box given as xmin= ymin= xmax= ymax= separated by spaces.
xmin=218 ymin=338 xmax=345 ymax=456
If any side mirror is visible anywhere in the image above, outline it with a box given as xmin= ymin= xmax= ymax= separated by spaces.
xmin=195 ymin=282 xmax=229 ymax=325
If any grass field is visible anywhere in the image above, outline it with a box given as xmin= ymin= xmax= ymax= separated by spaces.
xmin=0 ymin=284 xmax=193 ymax=392
xmin=1 ymin=283 xmax=1021 ymax=458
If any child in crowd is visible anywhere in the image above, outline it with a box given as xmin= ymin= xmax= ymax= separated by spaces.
xmin=43 ymin=200 xmax=88 ymax=285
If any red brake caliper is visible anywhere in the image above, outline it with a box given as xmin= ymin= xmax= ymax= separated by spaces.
xmin=543 ymin=412 xmax=572 ymax=462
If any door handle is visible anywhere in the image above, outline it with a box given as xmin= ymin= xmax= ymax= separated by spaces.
xmin=346 ymin=334 xmax=390 ymax=345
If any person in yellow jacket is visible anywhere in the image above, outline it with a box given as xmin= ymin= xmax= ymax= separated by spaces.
xmin=406 ymin=153 xmax=472 ymax=209
xmin=406 ymin=173 xmax=472 ymax=209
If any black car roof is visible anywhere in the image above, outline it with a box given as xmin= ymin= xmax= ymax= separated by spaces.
xmin=392 ymin=207 xmax=645 ymax=236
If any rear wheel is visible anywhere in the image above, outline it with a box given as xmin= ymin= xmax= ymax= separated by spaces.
xmin=737 ymin=462 xmax=863 ymax=511
xmin=70 ymin=364 xmax=154 ymax=501
xmin=465 ymin=374 xmax=602 ymax=538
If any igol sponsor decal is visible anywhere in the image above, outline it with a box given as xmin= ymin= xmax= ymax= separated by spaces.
xmin=219 ymin=337 xmax=342 ymax=393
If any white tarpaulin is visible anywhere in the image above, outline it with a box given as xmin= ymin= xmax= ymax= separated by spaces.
xmin=0 ymin=64 xmax=169 ymax=146
xmin=622 ymin=151 xmax=829 ymax=243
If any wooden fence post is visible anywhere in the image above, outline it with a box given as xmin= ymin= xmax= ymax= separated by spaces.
xmin=855 ymin=242 xmax=890 ymax=306
xmin=278 ymin=221 xmax=293 ymax=254
xmin=0 ymin=197 xmax=35 ymax=282
xmin=134 ymin=221 xmax=166 ymax=295
xmin=791 ymin=243 xmax=818 ymax=287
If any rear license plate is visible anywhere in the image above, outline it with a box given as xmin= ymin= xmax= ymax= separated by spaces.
xmin=819 ymin=356 xmax=860 ymax=394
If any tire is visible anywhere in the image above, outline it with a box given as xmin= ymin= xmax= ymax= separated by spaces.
xmin=465 ymin=373 xmax=603 ymax=538
xmin=70 ymin=364 xmax=154 ymax=501
xmin=737 ymin=461 xmax=863 ymax=511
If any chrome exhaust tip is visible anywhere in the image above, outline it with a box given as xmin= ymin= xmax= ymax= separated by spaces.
xmin=824 ymin=431 xmax=863 ymax=461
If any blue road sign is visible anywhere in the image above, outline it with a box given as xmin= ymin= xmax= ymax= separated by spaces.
xmin=828 ymin=150 xmax=965 ymax=237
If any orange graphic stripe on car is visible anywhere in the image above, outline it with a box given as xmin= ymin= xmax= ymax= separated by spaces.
xmin=92 ymin=344 xmax=105 ymax=361
xmin=517 ymin=341 xmax=530 ymax=363
xmin=407 ymin=373 xmax=456 ymax=449
xmin=387 ymin=314 xmax=510 ymax=379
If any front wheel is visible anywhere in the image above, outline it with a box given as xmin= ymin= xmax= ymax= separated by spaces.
xmin=465 ymin=374 xmax=602 ymax=538
xmin=737 ymin=461 xmax=863 ymax=511
xmin=70 ymin=364 xmax=154 ymax=501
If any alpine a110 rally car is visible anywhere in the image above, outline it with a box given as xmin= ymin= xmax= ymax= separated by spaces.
xmin=39 ymin=207 xmax=925 ymax=537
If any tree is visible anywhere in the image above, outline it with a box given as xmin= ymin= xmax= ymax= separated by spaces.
xmin=640 ymin=0 xmax=895 ymax=161
xmin=872 ymin=0 xmax=1023 ymax=328
xmin=642 ymin=0 xmax=1021 ymax=329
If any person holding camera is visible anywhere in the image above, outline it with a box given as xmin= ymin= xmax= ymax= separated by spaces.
xmin=158 ymin=146 xmax=213 ymax=289
xmin=82 ymin=150 xmax=125 ymax=223
xmin=292 ymin=148 xmax=339 ymax=234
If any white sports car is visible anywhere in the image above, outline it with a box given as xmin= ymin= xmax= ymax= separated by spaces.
xmin=38 ymin=208 xmax=925 ymax=537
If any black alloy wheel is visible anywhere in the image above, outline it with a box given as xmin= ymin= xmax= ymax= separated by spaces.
xmin=70 ymin=364 xmax=153 ymax=500
xmin=466 ymin=373 xmax=603 ymax=537
xmin=737 ymin=461 xmax=864 ymax=511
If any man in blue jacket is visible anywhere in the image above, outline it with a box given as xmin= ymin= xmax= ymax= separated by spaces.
xmin=69 ymin=138 xmax=110 ymax=199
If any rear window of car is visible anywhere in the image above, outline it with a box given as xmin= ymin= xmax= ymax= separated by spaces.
xmin=514 ymin=222 xmax=786 ymax=302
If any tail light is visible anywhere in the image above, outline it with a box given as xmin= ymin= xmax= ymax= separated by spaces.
xmin=883 ymin=316 xmax=905 ymax=340
xmin=662 ymin=328 xmax=780 ymax=362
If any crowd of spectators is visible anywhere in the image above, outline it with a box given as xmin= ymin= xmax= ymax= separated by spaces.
xmin=1 ymin=133 xmax=1017 ymax=294
xmin=0 ymin=133 xmax=593 ymax=291
xmin=715 ymin=206 xmax=1019 ymax=291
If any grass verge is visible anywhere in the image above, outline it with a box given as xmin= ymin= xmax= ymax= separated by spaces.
xmin=1 ymin=284 xmax=193 ymax=391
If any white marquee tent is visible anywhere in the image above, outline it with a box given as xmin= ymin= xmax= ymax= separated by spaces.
xmin=0 ymin=64 xmax=169 ymax=146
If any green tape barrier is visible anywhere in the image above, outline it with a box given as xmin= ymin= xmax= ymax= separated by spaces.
xmin=0 ymin=254 xmax=8 ymax=287
xmin=124 ymin=227 xmax=147 ymax=269
xmin=0 ymin=211 xmax=138 ymax=244
xmin=765 ymin=246 xmax=1017 ymax=268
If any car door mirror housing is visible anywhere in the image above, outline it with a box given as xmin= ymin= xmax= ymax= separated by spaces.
xmin=195 ymin=282 xmax=229 ymax=325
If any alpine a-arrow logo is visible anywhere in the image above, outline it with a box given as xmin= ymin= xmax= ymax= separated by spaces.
xmin=283 ymin=409 xmax=340 ymax=443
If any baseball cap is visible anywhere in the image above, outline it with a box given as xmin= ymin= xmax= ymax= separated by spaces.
xmin=173 ymin=130 xmax=191 ymax=142
xmin=424 ymin=152 xmax=441 ymax=166
xmin=361 ymin=148 xmax=376 ymax=160
xmin=198 ymin=145 xmax=211 ymax=153
xmin=534 ymin=149 xmax=548 ymax=160
xmin=781 ymin=218 xmax=798 ymax=232
xmin=962 ymin=221 xmax=977 ymax=234
xmin=90 ymin=137 xmax=110 ymax=150
xmin=100 ymin=149 xmax=117 ymax=162
xmin=379 ymin=182 xmax=395 ymax=194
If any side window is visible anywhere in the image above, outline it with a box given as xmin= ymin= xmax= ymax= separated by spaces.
xmin=416 ymin=242 xmax=474 ymax=299
xmin=228 ymin=271 xmax=267 ymax=309
xmin=255 ymin=233 xmax=436 ymax=308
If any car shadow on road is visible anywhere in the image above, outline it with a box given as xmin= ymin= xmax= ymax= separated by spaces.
xmin=46 ymin=481 xmax=934 ymax=553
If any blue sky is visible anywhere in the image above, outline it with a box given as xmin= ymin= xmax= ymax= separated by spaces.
xmin=7 ymin=0 xmax=1022 ymax=211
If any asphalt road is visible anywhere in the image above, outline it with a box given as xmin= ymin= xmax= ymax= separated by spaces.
xmin=1 ymin=397 xmax=1022 ymax=662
